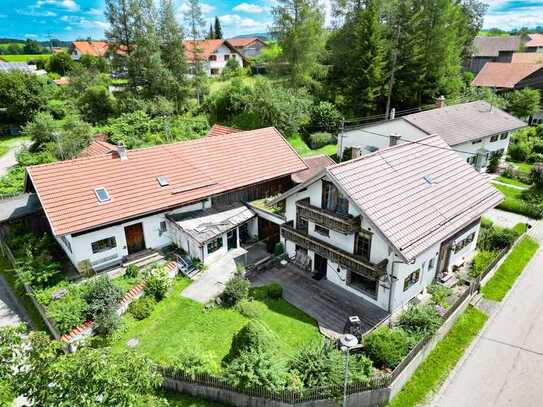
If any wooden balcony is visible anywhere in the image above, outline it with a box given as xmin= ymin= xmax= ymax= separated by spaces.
xmin=296 ymin=200 xmax=361 ymax=234
xmin=281 ymin=222 xmax=387 ymax=280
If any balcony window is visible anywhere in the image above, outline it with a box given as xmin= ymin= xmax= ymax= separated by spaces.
xmin=296 ymin=212 xmax=308 ymax=233
xmin=314 ymin=224 xmax=330 ymax=237
xmin=209 ymin=54 xmax=217 ymax=61
xmin=355 ymin=230 xmax=372 ymax=261
xmin=348 ymin=271 xmax=377 ymax=298
xmin=322 ymin=181 xmax=349 ymax=215
xmin=403 ymin=269 xmax=420 ymax=291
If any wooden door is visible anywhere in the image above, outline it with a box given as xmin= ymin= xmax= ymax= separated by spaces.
xmin=227 ymin=229 xmax=238 ymax=250
xmin=314 ymin=253 xmax=327 ymax=279
xmin=124 ymin=223 xmax=145 ymax=255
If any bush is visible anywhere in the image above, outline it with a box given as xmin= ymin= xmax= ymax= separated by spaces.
xmin=477 ymin=225 xmax=519 ymax=251
xmin=288 ymin=340 xmax=343 ymax=388
xmin=124 ymin=264 xmax=140 ymax=279
xmin=46 ymin=294 xmax=88 ymax=334
xmin=221 ymin=58 xmax=245 ymax=79
xmin=267 ymin=283 xmax=283 ymax=299
xmin=173 ymin=350 xmax=215 ymax=378
xmin=237 ymin=300 xmax=266 ymax=319
xmin=308 ymin=132 xmax=334 ymax=149
xmin=250 ymin=283 xmax=283 ymax=301
xmin=469 ymin=250 xmax=498 ymax=278
xmin=224 ymin=349 xmax=286 ymax=390
xmin=398 ymin=305 xmax=442 ymax=337
xmin=308 ymin=101 xmax=342 ymax=135
xmin=498 ymin=199 xmax=543 ymax=219
xmin=82 ymin=276 xmax=123 ymax=320
xmin=222 ymin=273 xmax=250 ymax=306
xmin=427 ymin=284 xmax=451 ymax=307
xmin=530 ymin=165 xmax=543 ymax=188
xmin=128 ymin=296 xmax=156 ymax=320
xmin=508 ymin=142 xmax=530 ymax=162
xmin=348 ymin=353 xmax=374 ymax=384
xmin=486 ymin=150 xmax=502 ymax=173
xmin=225 ymin=320 xmax=275 ymax=364
xmin=363 ymin=326 xmax=417 ymax=369
xmin=143 ymin=264 xmax=172 ymax=301
xmin=273 ymin=242 xmax=284 ymax=256
xmin=94 ymin=307 xmax=120 ymax=335
xmin=528 ymin=152 xmax=543 ymax=164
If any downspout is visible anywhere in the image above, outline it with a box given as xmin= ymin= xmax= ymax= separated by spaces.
xmin=388 ymin=259 xmax=404 ymax=313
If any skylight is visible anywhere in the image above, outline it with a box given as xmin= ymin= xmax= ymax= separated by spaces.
xmin=157 ymin=176 xmax=169 ymax=187
xmin=95 ymin=187 xmax=111 ymax=203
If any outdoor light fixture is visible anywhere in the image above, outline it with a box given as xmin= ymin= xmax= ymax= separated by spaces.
xmin=340 ymin=334 xmax=359 ymax=407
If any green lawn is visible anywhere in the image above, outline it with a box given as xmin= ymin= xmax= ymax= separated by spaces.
xmin=493 ymin=184 xmax=542 ymax=219
xmin=0 ymin=135 xmax=29 ymax=158
xmin=287 ymin=134 xmax=337 ymax=157
xmin=481 ymin=236 xmax=539 ymax=301
xmin=0 ymin=54 xmax=50 ymax=62
xmin=162 ymin=390 xmax=226 ymax=406
xmin=111 ymin=278 xmax=321 ymax=371
xmin=494 ymin=176 xmax=531 ymax=188
xmin=387 ymin=307 xmax=488 ymax=407
xmin=507 ymin=161 xmax=533 ymax=174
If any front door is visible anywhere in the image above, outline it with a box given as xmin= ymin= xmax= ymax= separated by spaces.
xmin=227 ymin=229 xmax=238 ymax=250
xmin=437 ymin=240 xmax=452 ymax=278
xmin=314 ymin=253 xmax=327 ymax=280
xmin=124 ymin=223 xmax=145 ymax=255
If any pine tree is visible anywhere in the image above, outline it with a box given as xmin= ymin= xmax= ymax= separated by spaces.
xmin=214 ymin=16 xmax=223 ymax=39
xmin=207 ymin=23 xmax=214 ymax=39
xmin=184 ymin=0 xmax=207 ymax=104
xmin=272 ymin=0 xmax=326 ymax=88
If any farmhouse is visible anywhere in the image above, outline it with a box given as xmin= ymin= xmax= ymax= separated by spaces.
xmin=227 ymin=37 xmax=268 ymax=59
xmin=25 ymin=127 xmax=307 ymax=273
xmin=183 ymin=39 xmax=245 ymax=76
xmin=338 ymin=100 xmax=527 ymax=172
xmin=271 ymin=135 xmax=503 ymax=312
xmin=69 ymin=40 xmax=109 ymax=60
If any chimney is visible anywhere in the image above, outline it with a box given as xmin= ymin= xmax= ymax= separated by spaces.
xmin=116 ymin=142 xmax=128 ymax=160
xmin=351 ymin=146 xmax=362 ymax=159
xmin=436 ymin=95 xmax=446 ymax=109
xmin=389 ymin=133 xmax=400 ymax=147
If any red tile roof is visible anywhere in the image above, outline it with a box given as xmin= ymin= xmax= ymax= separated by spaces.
xmin=328 ymin=135 xmax=503 ymax=260
xmin=27 ymin=127 xmax=307 ymax=236
xmin=472 ymin=62 xmax=543 ymax=88
xmin=292 ymin=154 xmax=335 ymax=184
xmin=206 ymin=124 xmax=242 ymax=137
xmin=71 ymin=41 xmax=109 ymax=57
xmin=526 ymin=33 xmax=543 ymax=48
xmin=227 ymin=37 xmax=267 ymax=48
xmin=511 ymin=53 xmax=543 ymax=64
xmin=78 ymin=140 xmax=117 ymax=158
xmin=183 ymin=39 xmax=242 ymax=62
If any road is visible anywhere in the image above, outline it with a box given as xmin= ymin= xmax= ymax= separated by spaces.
xmin=432 ymin=222 xmax=543 ymax=407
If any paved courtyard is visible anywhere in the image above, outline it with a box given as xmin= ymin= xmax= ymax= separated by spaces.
xmin=249 ymin=264 xmax=389 ymax=337
xmin=485 ymin=208 xmax=531 ymax=229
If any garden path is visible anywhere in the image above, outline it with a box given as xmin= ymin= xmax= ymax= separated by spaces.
xmin=0 ymin=140 xmax=28 ymax=177
xmin=0 ymin=273 xmax=27 ymax=328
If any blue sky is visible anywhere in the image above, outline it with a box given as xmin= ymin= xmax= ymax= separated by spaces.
xmin=0 ymin=0 xmax=541 ymax=41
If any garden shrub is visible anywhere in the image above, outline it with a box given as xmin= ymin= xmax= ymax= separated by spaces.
xmin=530 ymin=165 xmax=543 ymax=188
xmin=427 ymin=284 xmax=451 ymax=307
xmin=94 ymin=307 xmax=120 ymax=335
xmin=533 ymin=141 xmax=543 ymax=154
xmin=225 ymin=349 xmax=286 ymax=390
xmin=363 ymin=326 xmax=417 ymax=370
xmin=225 ymin=320 xmax=275 ymax=364
xmin=469 ymin=250 xmax=498 ymax=278
xmin=308 ymin=101 xmax=342 ymax=135
xmin=191 ymin=257 xmax=207 ymax=272
xmin=143 ymin=264 xmax=172 ymax=301
xmin=267 ymin=283 xmax=283 ymax=299
xmin=308 ymin=132 xmax=334 ymax=149
xmin=173 ymin=350 xmax=215 ymax=378
xmin=508 ymin=142 xmax=530 ymax=162
xmin=237 ymin=300 xmax=266 ymax=319
xmin=124 ymin=264 xmax=140 ymax=279
xmin=348 ymin=353 xmax=374 ymax=384
xmin=128 ymin=296 xmax=157 ymax=320
xmin=487 ymin=150 xmax=503 ymax=173
xmin=477 ymin=224 xmax=519 ymax=251
xmin=82 ymin=276 xmax=123 ymax=320
xmin=398 ymin=305 xmax=442 ymax=337
xmin=498 ymin=198 xmax=543 ymax=219
xmin=528 ymin=152 xmax=543 ymax=164
xmin=249 ymin=284 xmax=282 ymax=301
xmin=222 ymin=273 xmax=250 ymax=306
xmin=288 ymin=340 xmax=343 ymax=388
xmin=273 ymin=242 xmax=284 ymax=256
xmin=46 ymin=294 xmax=88 ymax=334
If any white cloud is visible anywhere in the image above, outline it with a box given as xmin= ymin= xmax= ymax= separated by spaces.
xmin=483 ymin=10 xmax=543 ymax=30
xmin=201 ymin=3 xmax=215 ymax=14
xmin=220 ymin=13 xmax=267 ymax=29
xmin=16 ymin=8 xmax=57 ymax=17
xmin=36 ymin=0 xmax=80 ymax=12
xmin=178 ymin=2 xmax=214 ymax=15
xmin=233 ymin=3 xmax=264 ymax=13
xmin=86 ymin=8 xmax=103 ymax=16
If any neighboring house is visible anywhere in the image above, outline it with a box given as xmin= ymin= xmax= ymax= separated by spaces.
xmin=338 ymin=100 xmax=527 ymax=172
xmin=523 ymin=33 xmax=543 ymax=53
xmin=227 ymin=37 xmax=268 ymax=59
xmin=25 ymin=127 xmax=307 ymax=272
xmin=0 ymin=60 xmax=45 ymax=75
xmin=70 ymin=41 xmax=109 ymax=60
xmin=472 ymin=62 xmax=543 ymax=92
xmin=271 ymin=135 xmax=502 ymax=312
xmin=511 ymin=53 xmax=543 ymax=64
xmin=465 ymin=36 xmax=521 ymax=74
xmin=206 ymin=124 xmax=242 ymax=137
xmin=183 ymin=39 xmax=245 ymax=76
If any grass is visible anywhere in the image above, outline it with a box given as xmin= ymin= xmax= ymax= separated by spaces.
xmin=493 ymin=183 xmax=542 ymax=219
xmin=0 ymin=255 xmax=48 ymax=332
xmin=0 ymin=54 xmax=50 ymax=62
xmin=387 ymin=307 xmax=488 ymax=407
xmin=161 ymin=390 xmax=226 ymax=406
xmin=481 ymin=236 xmax=539 ymax=301
xmin=111 ymin=278 xmax=321 ymax=370
xmin=507 ymin=160 xmax=533 ymax=174
xmin=494 ymin=176 xmax=531 ymax=188
xmin=287 ymin=134 xmax=337 ymax=157
xmin=0 ymin=134 xmax=29 ymax=158
xmin=250 ymin=198 xmax=283 ymax=215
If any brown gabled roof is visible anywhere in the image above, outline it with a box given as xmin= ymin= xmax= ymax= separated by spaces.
xmin=183 ymin=39 xmax=243 ymax=62
xmin=472 ymin=62 xmax=543 ymax=88
xmin=292 ymin=154 xmax=335 ymax=184
xmin=327 ymin=135 xmax=503 ymax=260
xmin=78 ymin=140 xmax=117 ymax=158
xmin=71 ymin=41 xmax=109 ymax=57
xmin=206 ymin=124 xmax=242 ymax=137
xmin=227 ymin=37 xmax=267 ymax=48
xmin=511 ymin=52 xmax=543 ymax=64
xmin=525 ymin=33 xmax=543 ymax=48
xmin=27 ymin=127 xmax=307 ymax=236
xmin=471 ymin=36 xmax=521 ymax=57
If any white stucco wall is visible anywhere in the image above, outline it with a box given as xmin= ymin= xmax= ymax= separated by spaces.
xmin=207 ymin=45 xmax=243 ymax=75
xmin=454 ymin=133 xmax=510 ymax=171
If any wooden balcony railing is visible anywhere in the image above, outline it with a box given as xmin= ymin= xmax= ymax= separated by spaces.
xmin=296 ymin=200 xmax=361 ymax=234
xmin=281 ymin=222 xmax=387 ymax=280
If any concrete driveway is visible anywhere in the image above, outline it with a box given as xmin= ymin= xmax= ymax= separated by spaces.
xmin=431 ymin=226 xmax=543 ymax=407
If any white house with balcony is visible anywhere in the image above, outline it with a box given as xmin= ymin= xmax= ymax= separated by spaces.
xmin=272 ymin=135 xmax=503 ymax=312
xmin=183 ymin=39 xmax=245 ymax=76
xmin=338 ymin=100 xmax=527 ymax=172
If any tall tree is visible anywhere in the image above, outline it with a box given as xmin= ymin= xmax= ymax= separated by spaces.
xmin=184 ymin=0 xmax=208 ymax=104
xmin=272 ymin=0 xmax=326 ymax=88
xmin=214 ymin=16 xmax=223 ymax=39
xmin=459 ymin=0 xmax=488 ymax=58
xmin=328 ymin=0 xmax=385 ymax=115
xmin=105 ymin=0 xmax=137 ymax=76
xmin=207 ymin=23 xmax=214 ymax=39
